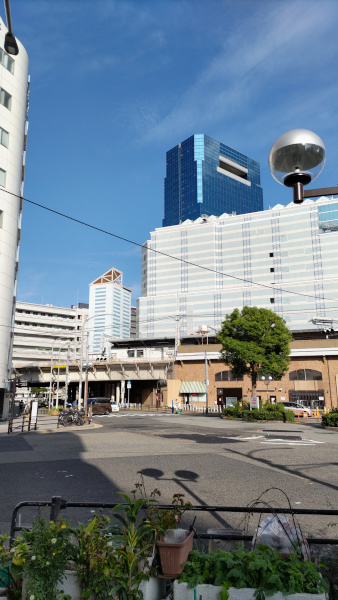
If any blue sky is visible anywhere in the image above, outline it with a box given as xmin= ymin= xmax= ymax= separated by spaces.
xmin=7 ymin=0 xmax=338 ymax=308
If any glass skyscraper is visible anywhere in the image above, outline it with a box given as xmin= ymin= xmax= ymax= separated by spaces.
xmin=163 ymin=134 xmax=263 ymax=226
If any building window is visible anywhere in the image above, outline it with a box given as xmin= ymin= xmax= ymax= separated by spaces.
xmin=2 ymin=51 xmax=15 ymax=74
xmin=270 ymin=268 xmax=274 ymax=272
xmin=215 ymin=371 xmax=243 ymax=382
xmin=289 ymin=369 xmax=322 ymax=381
xmin=136 ymin=350 xmax=144 ymax=357
xmin=0 ymin=168 xmax=6 ymax=187
xmin=127 ymin=350 xmax=135 ymax=357
xmin=270 ymin=298 xmax=274 ymax=304
xmin=0 ymin=127 xmax=9 ymax=148
xmin=269 ymin=252 xmax=273 ymax=257
xmin=0 ymin=87 xmax=12 ymax=110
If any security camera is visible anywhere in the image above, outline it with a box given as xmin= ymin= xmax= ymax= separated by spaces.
xmin=269 ymin=129 xmax=325 ymax=203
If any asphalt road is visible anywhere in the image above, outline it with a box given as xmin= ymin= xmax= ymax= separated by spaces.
xmin=0 ymin=412 xmax=337 ymax=544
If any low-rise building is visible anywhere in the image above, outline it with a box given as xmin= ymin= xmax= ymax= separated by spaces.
xmin=12 ymin=332 xmax=338 ymax=411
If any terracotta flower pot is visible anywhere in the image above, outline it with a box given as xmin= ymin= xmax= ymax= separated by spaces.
xmin=157 ymin=530 xmax=194 ymax=578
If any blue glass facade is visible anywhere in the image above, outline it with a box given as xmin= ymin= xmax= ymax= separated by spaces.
xmin=318 ymin=203 xmax=338 ymax=233
xmin=163 ymin=134 xmax=263 ymax=226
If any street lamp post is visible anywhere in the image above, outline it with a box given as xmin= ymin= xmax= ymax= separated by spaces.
xmin=48 ymin=337 xmax=69 ymax=408
xmin=198 ymin=325 xmax=217 ymax=415
xmin=261 ymin=375 xmax=273 ymax=403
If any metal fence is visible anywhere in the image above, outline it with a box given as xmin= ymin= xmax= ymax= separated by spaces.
xmin=10 ymin=496 xmax=338 ymax=548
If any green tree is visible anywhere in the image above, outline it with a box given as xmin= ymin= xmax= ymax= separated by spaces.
xmin=216 ymin=306 xmax=293 ymax=399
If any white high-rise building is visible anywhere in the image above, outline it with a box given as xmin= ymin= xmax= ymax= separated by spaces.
xmin=12 ymin=301 xmax=89 ymax=366
xmin=0 ymin=19 xmax=29 ymax=418
xmin=137 ymin=197 xmax=338 ymax=338
xmin=88 ymin=268 xmax=131 ymax=354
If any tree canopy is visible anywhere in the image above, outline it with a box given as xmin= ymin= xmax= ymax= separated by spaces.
xmin=216 ymin=306 xmax=293 ymax=396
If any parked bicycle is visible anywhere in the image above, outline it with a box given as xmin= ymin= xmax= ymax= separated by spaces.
xmin=58 ymin=408 xmax=87 ymax=427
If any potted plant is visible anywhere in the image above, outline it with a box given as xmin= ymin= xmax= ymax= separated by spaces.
xmin=176 ymin=545 xmax=330 ymax=600
xmin=132 ymin=473 xmax=193 ymax=578
xmin=10 ymin=516 xmax=74 ymax=600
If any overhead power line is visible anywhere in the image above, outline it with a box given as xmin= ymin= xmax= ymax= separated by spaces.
xmin=5 ymin=189 xmax=338 ymax=305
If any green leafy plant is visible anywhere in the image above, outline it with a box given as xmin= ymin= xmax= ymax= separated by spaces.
xmin=216 ymin=307 xmax=292 ymax=397
xmin=132 ymin=472 xmax=192 ymax=539
xmin=106 ymin=493 xmax=155 ymax=600
xmin=11 ymin=517 xmax=74 ymax=600
xmin=74 ymin=514 xmax=117 ymax=600
xmin=179 ymin=545 xmax=329 ymax=600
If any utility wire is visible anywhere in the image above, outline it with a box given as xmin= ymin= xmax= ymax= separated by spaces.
xmin=5 ymin=188 xmax=338 ymax=304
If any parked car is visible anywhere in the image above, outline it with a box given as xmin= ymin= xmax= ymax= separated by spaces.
xmin=277 ymin=401 xmax=313 ymax=416
xmin=88 ymin=398 xmax=119 ymax=415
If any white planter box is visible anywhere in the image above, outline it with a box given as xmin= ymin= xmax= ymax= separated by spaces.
xmin=173 ymin=581 xmax=328 ymax=600
xmin=57 ymin=572 xmax=165 ymax=600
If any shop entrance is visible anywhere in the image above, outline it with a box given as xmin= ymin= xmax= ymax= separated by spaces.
xmin=217 ymin=388 xmax=243 ymax=407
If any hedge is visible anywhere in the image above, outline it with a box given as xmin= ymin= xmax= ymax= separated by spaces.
xmin=223 ymin=403 xmax=294 ymax=422
xmin=322 ymin=409 xmax=338 ymax=427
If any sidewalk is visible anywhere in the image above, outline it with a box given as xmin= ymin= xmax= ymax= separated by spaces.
xmin=0 ymin=414 xmax=100 ymax=435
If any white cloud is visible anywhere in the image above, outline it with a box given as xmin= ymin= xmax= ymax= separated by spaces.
xmin=139 ymin=0 xmax=338 ymax=144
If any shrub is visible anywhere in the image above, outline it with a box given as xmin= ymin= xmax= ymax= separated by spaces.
xmin=322 ymin=411 xmax=338 ymax=427
xmin=179 ymin=545 xmax=329 ymax=600
xmin=223 ymin=406 xmax=242 ymax=418
xmin=242 ymin=407 xmax=294 ymax=422
xmin=223 ymin=403 xmax=294 ymax=422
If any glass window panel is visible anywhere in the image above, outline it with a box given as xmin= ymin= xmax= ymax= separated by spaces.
xmin=289 ymin=371 xmax=297 ymax=380
xmin=0 ymin=168 xmax=6 ymax=187
xmin=0 ymin=128 xmax=8 ymax=148
xmin=0 ymin=88 xmax=11 ymax=110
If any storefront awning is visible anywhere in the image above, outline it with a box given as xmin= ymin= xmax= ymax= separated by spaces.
xmin=180 ymin=381 xmax=206 ymax=394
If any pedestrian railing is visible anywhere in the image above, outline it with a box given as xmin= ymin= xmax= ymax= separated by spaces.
xmin=9 ymin=495 xmax=338 ymax=548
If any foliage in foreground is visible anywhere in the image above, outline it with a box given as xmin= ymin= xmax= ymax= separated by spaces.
xmin=223 ymin=403 xmax=294 ymax=422
xmin=179 ymin=545 xmax=329 ymax=600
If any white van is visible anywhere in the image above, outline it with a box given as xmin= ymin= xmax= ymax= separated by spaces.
xmin=277 ymin=401 xmax=313 ymax=416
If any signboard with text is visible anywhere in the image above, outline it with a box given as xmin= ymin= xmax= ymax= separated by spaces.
xmin=250 ymin=397 xmax=260 ymax=410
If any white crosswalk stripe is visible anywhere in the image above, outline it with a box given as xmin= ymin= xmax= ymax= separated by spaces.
xmin=94 ymin=412 xmax=173 ymax=418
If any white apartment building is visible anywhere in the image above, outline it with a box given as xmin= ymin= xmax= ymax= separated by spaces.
xmin=137 ymin=196 xmax=338 ymax=338
xmin=0 ymin=19 xmax=29 ymax=417
xmin=13 ymin=301 xmax=89 ymax=366
xmin=88 ymin=268 xmax=131 ymax=354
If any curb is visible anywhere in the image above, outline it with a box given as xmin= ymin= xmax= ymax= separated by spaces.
xmin=19 ymin=423 xmax=102 ymax=435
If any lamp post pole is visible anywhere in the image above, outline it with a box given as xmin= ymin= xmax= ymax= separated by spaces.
xmin=198 ymin=325 xmax=217 ymax=415
xmin=65 ymin=345 xmax=71 ymax=406
xmin=78 ymin=315 xmax=88 ymax=409
xmin=49 ymin=337 xmax=68 ymax=409
xmin=204 ymin=345 xmax=209 ymax=415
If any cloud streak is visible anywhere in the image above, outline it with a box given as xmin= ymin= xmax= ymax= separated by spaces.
xmin=137 ymin=0 xmax=338 ymax=144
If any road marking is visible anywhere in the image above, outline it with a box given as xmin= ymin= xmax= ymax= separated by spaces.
xmin=261 ymin=439 xmax=325 ymax=446
xmin=93 ymin=412 xmax=173 ymax=418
